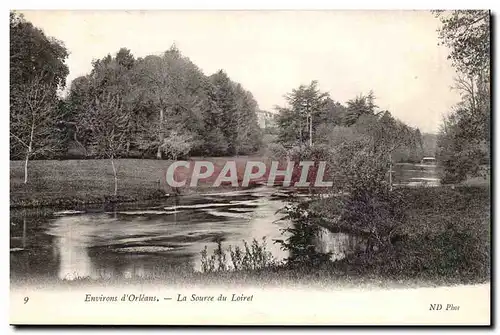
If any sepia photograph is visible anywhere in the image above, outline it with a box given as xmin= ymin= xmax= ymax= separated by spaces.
xmin=8 ymin=8 xmax=491 ymax=326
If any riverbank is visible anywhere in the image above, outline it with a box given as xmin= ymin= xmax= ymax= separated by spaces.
xmin=307 ymin=185 xmax=490 ymax=285
xmin=10 ymin=158 xmax=261 ymax=209
xmin=10 ymin=263 xmax=490 ymax=290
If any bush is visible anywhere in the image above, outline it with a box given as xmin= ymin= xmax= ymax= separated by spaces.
xmin=276 ymin=200 xmax=333 ymax=267
xmin=338 ymin=222 xmax=490 ymax=282
xmin=265 ymin=142 xmax=287 ymax=160
xmin=200 ymin=238 xmax=279 ymax=273
xmin=161 ymin=130 xmax=194 ymax=160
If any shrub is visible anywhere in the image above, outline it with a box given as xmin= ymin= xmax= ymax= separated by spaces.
xmin=338 ymin=221 xmax=490 ymax=282
xmin=200 ymin=237 xmax=279 ymax=273
xmin=276 ymin=200 xmax=333 ymax=267
xmin=265 ymin=142 xmax=287 ymax=160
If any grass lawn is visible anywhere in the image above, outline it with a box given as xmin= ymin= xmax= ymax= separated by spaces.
xmin=10 ymin=157 xmax=268 ymax=208
xmin=10 ymin=159 xmax=171 ymax=208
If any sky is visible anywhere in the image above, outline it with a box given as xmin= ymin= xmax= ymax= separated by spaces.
xmin=20 ymin=10 xmax=462 ymax=133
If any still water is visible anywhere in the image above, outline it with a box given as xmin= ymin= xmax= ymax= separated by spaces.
xmin=10 ymin=163 xmax=439 ymax=283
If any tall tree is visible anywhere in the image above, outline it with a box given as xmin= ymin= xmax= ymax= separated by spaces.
xmin=434 ymin=10 xmax=491 ymax=182
xmin=65 ymin=76 xmax=93 ymax=156
xmin=82 ymin=89 xmax=129 ymax=196
xmin=343 ymin=91 xmax=378 ymax=126
xmin=10 ymin=12 xmax=69 ymax=91
xmin=10 ymin=11 xmax=69 ymax=181
xmin=275 ymin=81 xmax=329 ymax=147
xmin=200 ymin=79 xmax=229 ymax=156
xmin=233 ymin=83 xmax=263 ymax=154
xmin=134 ymin=46 xmax=206 ymax=158
xmin=210 ymin=70 xmax=239 ymax=155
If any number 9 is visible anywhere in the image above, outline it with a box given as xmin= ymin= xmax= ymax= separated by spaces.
xmin=24 ymin=297 xmax=29 ymax=304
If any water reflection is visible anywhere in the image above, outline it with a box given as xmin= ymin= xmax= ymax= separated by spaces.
xmin=49 ymin=216 xmax=101 ymax=280
xmin=315 ymin=228 xmax=366 ymax=261
xmin=11 ymin=187 xmax=291 ymax=281
xmin=22 ymin=218 xmax=26 ymax=249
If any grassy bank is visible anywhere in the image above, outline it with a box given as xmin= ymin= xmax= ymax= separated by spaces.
xmin=10 ymin=158 xmax=259 ymax=208
xmin=305 ymin=185 xmax=489 ymax=284
xmin=10 ymin=159 xmax=172 ymax=208
xmin=11 ymin=263 xmax=483 ymax=290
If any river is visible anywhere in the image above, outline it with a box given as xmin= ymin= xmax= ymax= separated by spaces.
xmin=10 ymin=163 xmax=440 ymax=283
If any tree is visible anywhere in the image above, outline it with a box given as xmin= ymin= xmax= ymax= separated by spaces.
xmin=436 ymin=108 xmax=489 ymax=183
xmin=82 ymin=90 xmax=129 ymax=196
xmin=10 ymin=74 xmax=62 ymax=183
xmin=10 ymin=12 xmax=69 ymax=91
xmin=65 ymin=48 xmax=143 ymax=158
xmin=161 ymin=131 xmax=195 ymax=160
xmin=354 ymin=110 xmax=421 ymax=189
xmin=134 ymin=46 xmax=207 ymax=158
xmin=275 ymin=81 xmax=329 ymax=147
xmin=314 ymin=98 xmax=348 ymax=130
xmin=232 ymin=84 xmax=263 ymax=154
xmin=434 ymin=10 xmax=491 ymax=183
xmin=116 ymin=47 xmax=135 ymax=70
xmin=10 ymin=11 xmax=69 ymax=163
xmin=65 ymin=76 xmax=93 ymax=156
xmin=72 ymin=53 xmax=140 ymax=195
xmin=343 ymin=91 xmax=378 ymax=126
xmin=435 ymin=10 xmax=490 ymax=77
xmin=210 ymin=70 xmax=239 ymax=155
xmin=134 ymin=54 xmax=175 ymax=159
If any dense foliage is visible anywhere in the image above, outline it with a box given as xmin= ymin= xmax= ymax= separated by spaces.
xmin=65 ymin=46 xmax=263 ymax=159
xmin=10 ymin=12 xmax=70 ymax=183
xmin=434 ymin=10 xmax=491 ymax=183
xmin=274 ymin=83 xmax=426 ymax=163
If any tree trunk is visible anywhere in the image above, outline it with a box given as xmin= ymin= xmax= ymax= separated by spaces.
xmin=74 ymin=131 xmax=87 ymax=157
xmin=388 ymin=152 xmax=393 ymax=191
xmin=157 ymin=108 xmax=164 ymax=159
xmin=25 ymin=121 xmax=34 ymax=184
xmin=126 ymin=141 xmax=131 ymax=157
xmin=24 ymin=151 xmax=29 ymax=184
xmin=299 ymin=118 xmax=302 ymax=146
xmin=111 ymin=156 xmax=118 ymax=196
xmin=309 ymin=114 xmax=313 ymax=146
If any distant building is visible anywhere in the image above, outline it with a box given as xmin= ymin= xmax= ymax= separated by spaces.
xmin=256 ymin=110 xmax=276 ymax=129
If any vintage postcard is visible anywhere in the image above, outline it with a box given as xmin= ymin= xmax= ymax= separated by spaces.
xmin=9 ymin=10 xmax=491 ymax=325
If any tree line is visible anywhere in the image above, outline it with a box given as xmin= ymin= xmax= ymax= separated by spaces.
xmin=10 ymin=12 xmax=263 ymax=185
xmin=64 ymin=46 xmax=263 ymax=160
xmin=272 ymin=81 xmax=425 ymax=164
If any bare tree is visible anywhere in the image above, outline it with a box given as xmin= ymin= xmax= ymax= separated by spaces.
xmin=82 ymin=91 xmax=129 ymax=196
xmin=10 ymin=74 xmax=61 ymax=183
